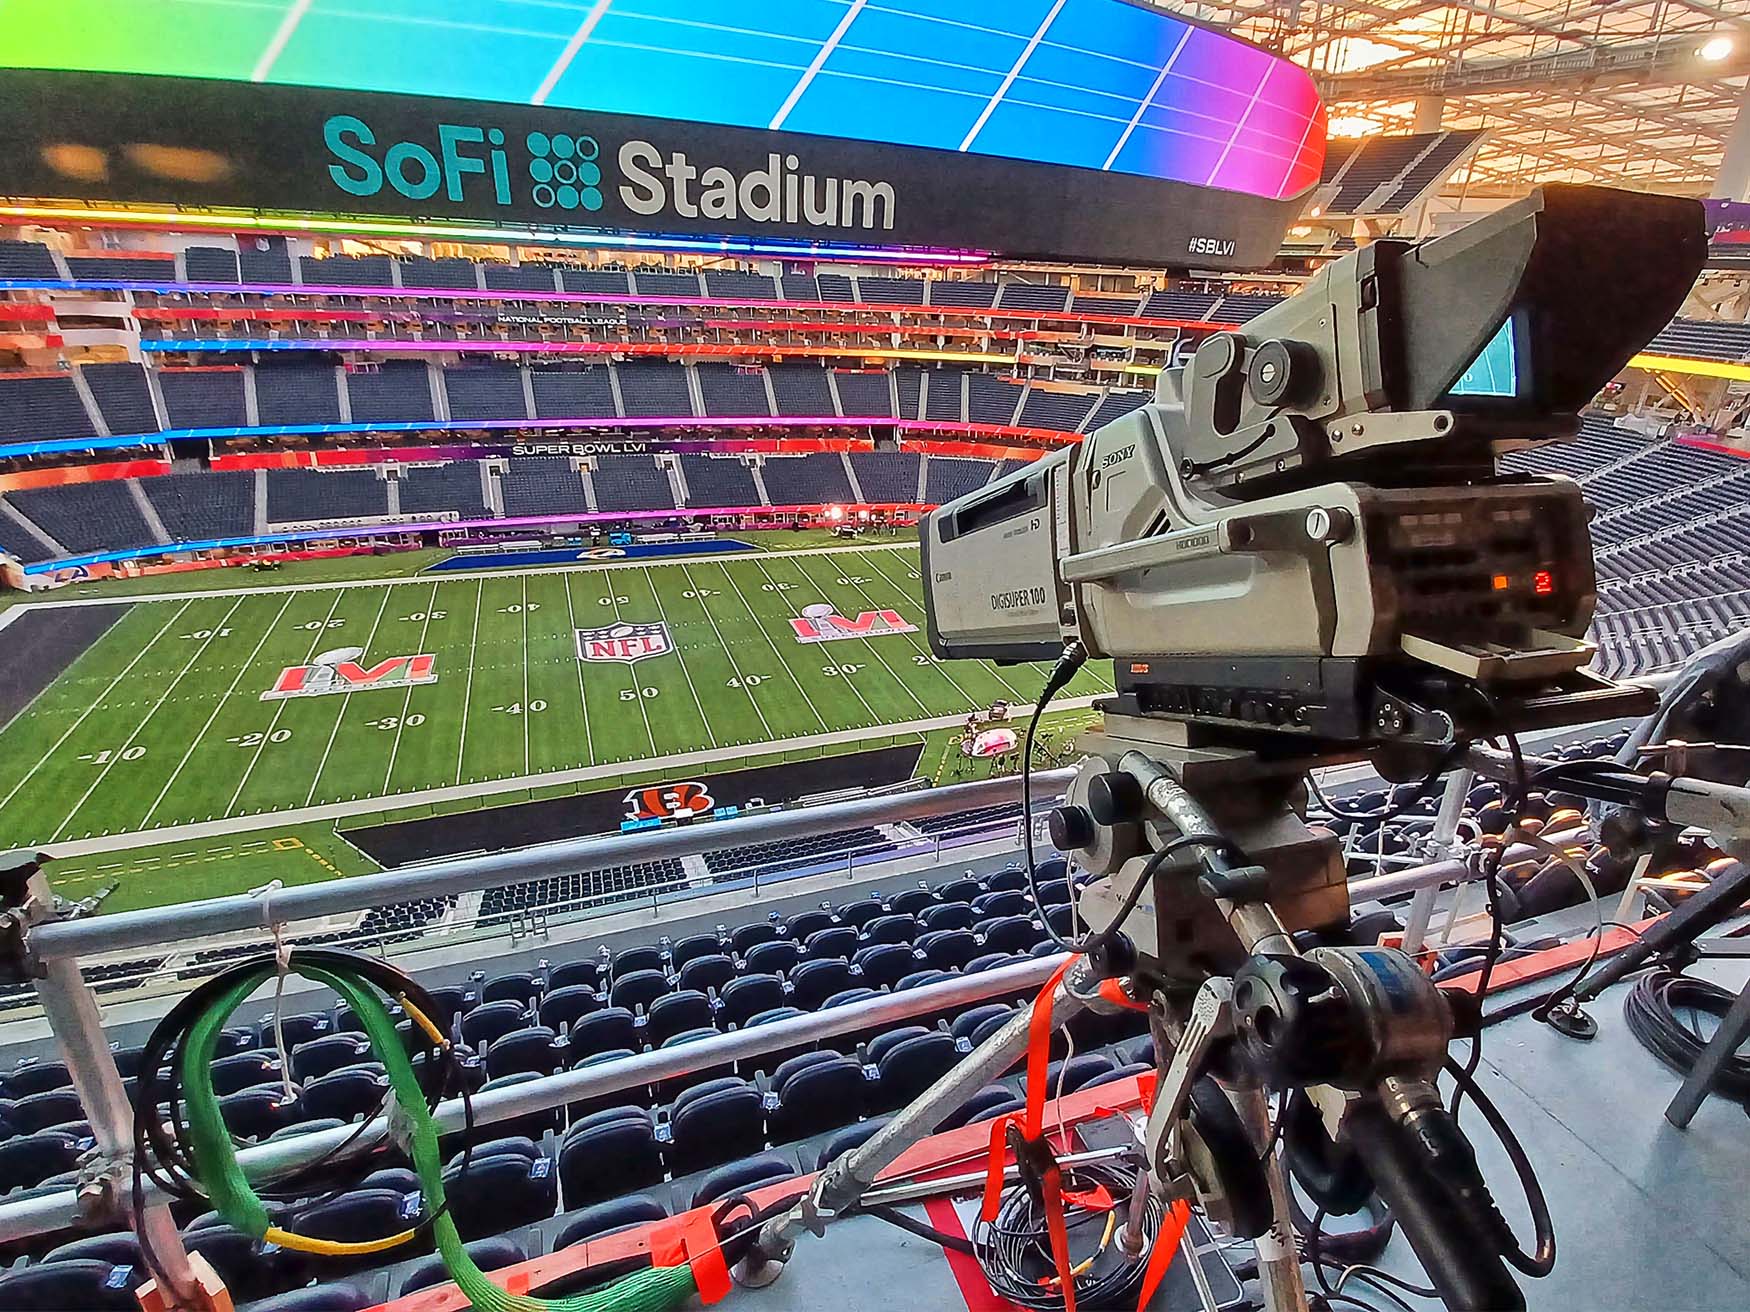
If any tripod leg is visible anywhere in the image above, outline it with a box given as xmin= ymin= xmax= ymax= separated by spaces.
xmin=1230 ymin=1086 xmax=1307 ymax=1312
xmin=746 ymin=958 xmax=1098 ymax=1277
xmin=1665 ymin=978 xmax=1750 ymax=1127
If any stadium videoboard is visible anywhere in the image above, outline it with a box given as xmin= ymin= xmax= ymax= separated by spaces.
xmin=0 ymin=0 xmax=1325 ymax=267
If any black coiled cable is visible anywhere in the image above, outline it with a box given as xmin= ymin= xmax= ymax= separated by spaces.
xmin=1623 ymin=969 xmax=1750 ymax=1102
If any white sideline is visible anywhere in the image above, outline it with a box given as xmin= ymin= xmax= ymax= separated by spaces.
xmin=38 ymin=697 xmax=1098 ymax=860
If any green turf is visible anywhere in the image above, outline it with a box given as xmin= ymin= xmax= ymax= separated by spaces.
xmin=0 ymin=544 xmax=1110 ymax=849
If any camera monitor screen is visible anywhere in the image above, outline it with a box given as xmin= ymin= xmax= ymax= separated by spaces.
xmin=1444 ymin=318 xmax=1520 ymax=400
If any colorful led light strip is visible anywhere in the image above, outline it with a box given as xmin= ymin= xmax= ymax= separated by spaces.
xmin=0 ymin=202 xmax=990 ymax=266
xmin=137 ymin=338 xmax=1022 ymax=367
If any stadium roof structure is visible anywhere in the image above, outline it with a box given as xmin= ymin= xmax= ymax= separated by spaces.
xmin=1147 ymin=0 xmax=1750 ymax=195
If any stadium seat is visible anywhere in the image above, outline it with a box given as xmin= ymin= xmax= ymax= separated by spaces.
xmin=742 ymin=939 xmax=802 ymax=978
xmin=234 ymin=1283 xmax=375 ymax=1312
xmin=851 ymin=943 xmax=916 ymax=990
xmin=690 ymin=1153 xmax=800 ymax=1208
xmin=609 ymin=969 xmax=671 ymax=1014
xmin=290 ymin=1035 xmax=373 ymax=1083
xmin=652 ymin=1027 xmax=734 ymax=1103
xmin=183 ymin=1225 xmax=284 ymax=1303
xmin=565 ymin=1048 xmax=643 ymax=1121
xmin=558 ymin=1108 xmax=664 ymax=1206
xmin=645 ymin=990 xmax=714 ymax=1046
xmin=1036 ymin=879 xmax=1073 ymax=907
xmin=41 ymin=1231 xmax=143 ymax=1266
xmin=400 ymin=1236 xmax=526 ymax=1295
xmin=917 ymin=928 xmax=981 ymax=971
xmin=477 ymin=1071 xmax=564 ymax=1140
xmin=441 ymin=1150 xmax=557 ymax=1239
xmin=861 ymin=913 xmax=921 ymax=945
xmin=538 ymin=984 xmax=603 ymax=1032
xmin=768 ymin=1054 xmax=867 ymax=1142
xmin=835 ymin=898 xmax=887 ymax=929
xmin=978 ymin=915 xmax=1040 ymax=954
xmin=875 ymin=1032 xmax=959 ymax=1108
xmin=941 ymin=1084 xmax=1025 ymax=1129
xmin=1083 ymin=1062 xmax=1154 ymax=1090
xmin=108 ymin=1045 xmax=147 ymax=1079
xmin=1044 ymin=904 xmax=1078 ymax=939
xmin=718 ymin=974 xmax=784 ymax=1028
xmin=788 ymin=958 xmax=854 ymax=1011
xmin=423 ymin=985 xmax=474 ymax=1034
xmin=218 ymin=1088 xmax=300 ymax=1142
xmin=6 ymin=1090 xmax=86 ymax=1134
xmin=611 ymin=946 xmax=666 ymax=977
xmin=730 ymin=920 xmax=781 ymax=956
xmin=554 ymin=1195 xmax=668 ymax=1249
xmin=212 ymin=1027 xmax=257 ymax=1059
xmin=2 ymin=1061 xmax=71 ymax=1098
xmin=783 ymin=909 xmax=835 ymax=941
xmin=742 ymin=1007 xmax=815 ymax=1070
xmin=299 ymin=1067 xmax=387 ymax=1122
xmin=460 ymin=1000 xmax=532 ymax=1050
xmin=487 ymin=1026 xmax=565 ymax=1079
xmin=667 ymin=1078 xmax=765 ymax=1175
xmin=865 ymin=1026 xmax=930 ymax=1067
xmin=919 ymin=903 xmax=978 ymax=932
xmin=933 ymin=877 xmax=984 ymax=905
xmin=291 ymin=1189 xmax=416 ymax=1274
xmin=361 ymin=1167 xmax=422 ymax=1194
xmin=896 ymin=969 xmax=954 ymax=994
xmin=1046 ymin=1054 xmax=1119 ymax=1094
xmin=208 ymin=1052 xmax=284 ymax=1097
xmin=545 ymin=960 xmax=603 ymax=994
xmin=802 ymin=926 xmax=859 ymax=961
xmin=481 ymin=971 xmax=542 ymax=1006
xmin=668 ymin=933 xmax=725 ymax=972
xmin=676 ymin=953 xmax=737 ymax=995
xmin=952 ymin=1004 xmax=1015 ymax=1044
xmin=814 ymin=1117 xmax=891 ymax=1171
xmin=888 ymin=886 xmax=936 ymax=917
xmin=262 ymin=1012 xmax=332 ymax=1048
xmin=973 ymin=890 xmax=1030 ymax=919
xmin=448 ymin=1136 xmax=541 ymax=1170
xmin=0 ymin=1260 xmax=141 ymax=1311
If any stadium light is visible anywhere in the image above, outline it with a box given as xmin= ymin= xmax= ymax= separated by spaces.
xmin=1327 ymin=116 xmax=1381 ymax=138
xmin=1700 ymin=34 xmax=1734 ymax=61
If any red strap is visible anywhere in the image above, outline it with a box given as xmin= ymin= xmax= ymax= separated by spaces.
xmin=979 ymin=1113 xmax=1024 ymax=1223
xmin=1041 ymin=1165 xmax=1078 ymax=1312
xmin=649 ymin=1210 xmax=732 ymax=1305
xmin=1098 ymin=977 xmax=1150 ymax=1012
xmin=1134 ymin=1199 xmax=1193 ymax=1312
xmin=1059 ymin=1182 xmax=1116 ymax=1211
xmin=1024 ymin=956 xmax=1078 ymax=1138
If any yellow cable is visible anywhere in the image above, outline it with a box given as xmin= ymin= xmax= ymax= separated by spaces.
xmin=265 ymin=1225 xmax=420 ymax=1257
xmin=399 ymin=993 xmax=450 ymax=1048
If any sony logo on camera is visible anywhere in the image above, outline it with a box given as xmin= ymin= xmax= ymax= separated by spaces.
xmin=322 ymin=114 xmax=896 ymax=230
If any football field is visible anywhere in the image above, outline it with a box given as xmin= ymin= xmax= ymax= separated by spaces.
xmin=0 ymin=545 xmax=1111 ymax=849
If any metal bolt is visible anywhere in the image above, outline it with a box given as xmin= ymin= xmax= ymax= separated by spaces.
xmin=1306 ymin=507 xmax=1332 ymax=540
xmin=1351 ymin=422 xmax=1366 ymax=437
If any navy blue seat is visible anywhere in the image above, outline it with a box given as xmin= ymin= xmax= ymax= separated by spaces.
xmin=1034 ymin=857 xmax=1069 ymax=882
xmin=566 ymin=1048 xmax=644 ymax=1121
xmin=1047 ymin=1054 xmax=1118 ymax=1094
xmin=460 ymin=999 xmax=532 ymax=1049
xmin=983 ymin=867 xmax=1030 ymax=892
xmin=667 ymin=1078 xmax=765 ymax=1175
xmin=896 ymin=970 xmax=954 ymax=1000
xmin=731 ymin=920 xmax=782 ymax=956
xmin=932 ymin=876 xmax=984 ymax=905
xmin=441 ymin=1151 xmax=557 ymax=1239
xmin=546 ymin=959 xmax=603 ymax=993
xmin=567 ymin=1007 xmax=639 ymax=1061
xmin=300 ymin=1067 xmax=387 ymax=1122
xmin=422 ymin=985 xmax=473 ymax=1034
xmin=478 ymin=1071 xmax=564 ymax=1140
xmin=554 ymin=1195 xmax=668 ymax=1249
xmin=822 ymin=987 xmax=879 ymax=1010
xmin=973 ymin=889 xmax=1031 ymax=919
xmin=539 ymin=984 xmax=603 ymax=1032
xmin=361 ymin=1167 xmax=421 ymax=1194
xmin=783 ymin=909 xmax=835 ymax=941
xmin=690 ymin=1152 xmax=799 ymax=1208
xmin=742 ymin=1006 xmax=814 ymax=1070
xmin=208 ymin=1051 xmax=283 ymax=1097
xmin=803 ymin=926 xmax=859 ymax=961
xmin=861 ymin=913 xmax=920 ymax=945
xmin=235 ymin=1283 xmax=374 ymax=1312
xmin=743 ymin=939 xmax=802 ymax=978
xmin=652 ymin=1027 xmax=733 ymax=1103
xmin=0 ymin=1260 xmax=140 ymax=1310
xmin=487 ymin=1026 xmax=564 ymax=1078
xmin=875 ymin=1032 xmax=959 ymax=1108
xmin=290 ymin=1034 xmax=372 ymax=1083
xmin=951 ymin=1005 xmax=1014 ymax=1044
xmin=447 ymin=1135 xmax=541 ymax=1170
xmin=645 ymin=990 xmax=714 ymax=1046
xmin=788 ymin=958 xmax=853 ymax=1011
xmin=41 ymin=1231 xmax=142 ymax=1265
xmin=183 ymin=1225 xmax=282 ymax=1302
xmin=108 ymin=1044 xmax=147 ymax=1079
xmin=1121 ymin=1036 xmax=1156 ymax=1066
xmin=978 ymin=915 xmax=1040 ymax=954
xmin=610 ymin=969 xmax=671 ymax=1014
xmin=218 ymin=1088 xmax=299 ymax=1141
xmin=668 ymin=933 xmax=725 ymax=972
xmin=814 ymin=1116 xmax=890 ymax=1171
xmin=676 ymin=953 xmax=737 ymax=995
xmin=835 ymin=898 xmax=886 ymax=929
xmin=965 ymin=951 xmax=1024 ymax=975
xmin=291 ymin=1189 xmax=414 ymax=1274
xmin=919 ymin=903 xmax=978 ymax=932
xmin=611 ymin=945 xmax=666 ymax=977
xmin=719 ymin=974 xmax=784 ymax=1028
xmin=481 ymin=971 xmax=541 ymax=1006
xmin=865 ymin=1026 xmax=930 ymax=1066
xmin=2 ymin=1061 xmax=71 ymax=1098
xmin=558 ymin=1108 xmax=664 ymax=1206
xmin=263 ymin=1012 xmax=332 ymax=1048
xmin=851 ymin=943 xmax=916 ymax=990
xmin=1035 ymin=879 xmax=1073 ymax=907
xmin=400 ymin=1237 xmax=526 ymax=1295
xmin=769 ymin=1054 xmax=866 ymax=1143
xmin=5 ymin=1091 xmax=86 ymax=1135
xmin=916 ymin=929 xmax=980 ymax=971
xmin=1044 ymin=903 xmax=1078 ymax=938
xmin=213 ymin=1027 xmax=257 ymax=1059
xmin=941 ymin=1084 xmax=1024 ymax=1129
xmin=1083 ymin=1061 xmax=1154 ymax=1090
xmin=888 ymin=886 xmax=936 ymax=917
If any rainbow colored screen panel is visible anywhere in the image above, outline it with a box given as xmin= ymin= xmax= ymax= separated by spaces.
xmin=1 ymin=0 xmax=1324 ymax=201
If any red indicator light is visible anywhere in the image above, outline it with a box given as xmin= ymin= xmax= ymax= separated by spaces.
xmin=1532 ymin=569 xmax=1555 ymax=596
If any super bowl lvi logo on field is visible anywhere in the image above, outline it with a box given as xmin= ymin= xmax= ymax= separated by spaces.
xmin=262 ymin=648 xmax=437 ymax=700
xmin=574 ymin=622 xmax=674 ymax=663
xmin=788 ymin=604 xmax=918 ymax=644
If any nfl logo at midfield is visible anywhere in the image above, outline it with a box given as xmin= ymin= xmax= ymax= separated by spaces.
xmin=575 ymin=622 xmax=674 ymax=663
xmin=263 ymin=648 xmax=437 ymax=700
xmin=789 ymin=603 xmax=918 ymax=644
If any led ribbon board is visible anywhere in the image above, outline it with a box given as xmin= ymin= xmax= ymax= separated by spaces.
xmin=0 ymin=0 xmax=1323 ymax=266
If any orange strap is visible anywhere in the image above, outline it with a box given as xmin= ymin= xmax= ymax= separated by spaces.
xmin=1024 ymin=955 xmax=1079 ymax=1136
xmin=979 ymin=1112 xmax=1024 ymax=1223
xmin=1098 ymin=977 xmax=1150 ymax=1012
xmin=1041 ymin=1164 xmax=1078 ymax=1312
xmin=1134 ymin=1199 xmax=1193 ymax=1312
xmin=649 ymin=1210 xmax=731 ymax=1305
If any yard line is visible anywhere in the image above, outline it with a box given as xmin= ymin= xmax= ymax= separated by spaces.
xmin=304 ymin=587 xmax=392 ymax=805
xmin=787 ymin=555 xmax=934 ymax=717
xmin=0 ymin=600 xmax=192 ymax=815
xmin=226 ymin=591 xmax=345 ymax=816
xmin=828 ymin=556 xmax=991 ymax=707
xmin=600 ymin=573 xmax=660 ymax=759
xmin=715 ymin=561 xmax=830 ymax=731
xmin=52 ymin=595 xmax=248 ymax=840
xmin=381 ymin=582 xmax=441 ymax=792
xmin=454 ymin=580 xmax=485 ymax=784
xmin=140 ymin=593 xmax=295 ymax=827
xmin=862 ymin=550 xmax=1033 ymax=701
xmin=751 ymin=556 xmax=885 ymax=725
xmin=680 ymin=561 xmax=772 ymax=739
xmin=639 ymin=567 xmax=717 ymax=748
xmin=561 ymin=573 xmax=595 ymax=765
xmin=521 ymin=576 xmax=532 ymax=774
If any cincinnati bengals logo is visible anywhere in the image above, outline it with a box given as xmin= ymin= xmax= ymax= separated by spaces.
xmin=624 ymin=780 xmax=716 ymax=822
